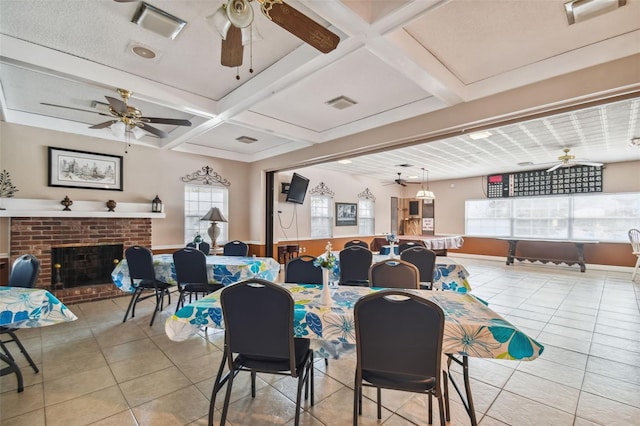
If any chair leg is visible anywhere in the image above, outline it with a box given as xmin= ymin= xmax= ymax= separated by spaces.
xmin=442 ymin=370 xmax=451 ymax=421
xmin=6 ymin=331 xmax=38 ymax=373
xmin=149 ymin=290 xmax=162 ymax=327
xmin=437 ymin=392 xmax=446 ymax=426
xmin=220 ymin=369 xmax=235 ymax=426
xmin=0 ymin=352 xmax=23 ymax=392
xmin=130 ymin=288 xmax=145 ymax=320
xmin=428 ymin=393 xmax=433 ymax=424
xmin=122 ymin=288 xmax=141 ymax=323
xmin=209 ymin=350 xmax=228 ymax=426
xmin=175 ymin=290 xmax=185 ymax=314
xmin=353 ymin=373 xmax=360 ymax=426
xmin=377 ymin=387 xmax=382 ymax=419
xmin=251 ymin=370 xmax=257 ymax=398
xmin=632 ymin=256 xmax=640 ymax=281
xmin=294 ymin=369 xmax=306 ymax=425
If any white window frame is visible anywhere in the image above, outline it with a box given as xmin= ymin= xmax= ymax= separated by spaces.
xmin=184 ymin=184 xmax=229 ymax=245
xmin=358 ymin=198 xmax=375 ymax=235
xmin=465 ymin=192 xmax=640 ymax=243
xmin=310 ymin=195 xmax=333 ymax=238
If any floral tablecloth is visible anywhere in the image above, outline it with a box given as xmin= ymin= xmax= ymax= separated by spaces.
xmin=330 ymin=253 xmax=471 ymax=293
xmin=111 ymin=254 xmax=281 ymax=293
xmin=165 ymin=283 xmax=543 ymax=361
xmin=0 ymin=286 xmax=77 ymax=328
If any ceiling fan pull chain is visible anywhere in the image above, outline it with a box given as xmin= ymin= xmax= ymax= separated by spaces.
xmin=236 ymin=67 xmax=240 ymax=80
xmin=249 ymin=24 xmax=254 ymax=74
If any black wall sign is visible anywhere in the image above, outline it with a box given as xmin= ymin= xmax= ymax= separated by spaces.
xmin=487 ymin=166 xmax=602 ymax=198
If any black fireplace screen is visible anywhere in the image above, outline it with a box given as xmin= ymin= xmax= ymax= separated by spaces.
xmin=51 ymin=244 xmax=123 ymax=289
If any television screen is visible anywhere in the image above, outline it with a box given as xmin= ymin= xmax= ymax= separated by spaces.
xmin=409 ymin=200 xmax=420 ymax=216
xmin=285 ymin=173 xmax=310 ymax=204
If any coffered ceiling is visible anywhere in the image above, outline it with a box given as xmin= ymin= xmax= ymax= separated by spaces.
xmin=0 ymin=0 xmax=639 ymax=182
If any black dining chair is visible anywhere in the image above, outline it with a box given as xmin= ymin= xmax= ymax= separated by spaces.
xmin=223 ymin=240 xmax=249 ymax=256
xmin=1 ymin=254 xmax=41 ymax=376
xmin=398 ymin=241 xmax=423 ymax=253
xmin=173 ymin=247 xmax=222 ymax=313
xmin=186 ymin=241 xmax=211 ymax=256
xmin=353 ymin=290 xmax=447 ymax=425
xmin=368 ymin=259 xmax=420 ymax=289
xmin=285 ymin=255 xmax=323 ymax=284
xmin=400 ymin=246 xmax=438 ymax=290
xmin=339 ymin=246 xmax=372 ymax=286
xmin=344 ymin=239 xmax=369 ymax=249
xmin=122 ymin=246 xmax=172 ymax=327
xmin=209 ymin=279 xmax=314 ymax=426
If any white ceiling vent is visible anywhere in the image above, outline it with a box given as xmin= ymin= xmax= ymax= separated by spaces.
xmin=326 ymin=96 xmax=357 ymax=110
xmin=236 ymin=136 xmax=258 ymax=144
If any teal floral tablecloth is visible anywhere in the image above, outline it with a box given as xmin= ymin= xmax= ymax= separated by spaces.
xmin=0 ymin=286 xmax=77 ymax=328
xmin=166 ymin=283 xmax=543 ymax=361
xmin=329 ymin=253 xmax=472 ymax=293
xmin=111 ymin=254 xmax=281 ymax=293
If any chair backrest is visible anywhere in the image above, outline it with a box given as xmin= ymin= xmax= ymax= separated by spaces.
xmin=344 ymin=239 xmax=369 ymax=249
xmin=173 ymin=247 xmax=208 ymax=284
xmin=368 ymin=260 xmax=420 ymax=289
xmin=8 ymin=254 xmax=40 ymax=288
xmin=354 ymin=290 xmax=445 ymax=387
xmin=629 ymin=229 xmax=640 ymax=253
xmin=398 ymin=241 xmax=423 ymax=253
xmin=400 ymin=247 xmax=437 ymax=286
xmin=223 ymin=240 xmax=249 ymax=256
xmin=285 ymin=255 xmax=323 ymax=284
xmin=187 ymin=241 xmax=211 ymax=255
xmin=124 ymin=245 xmax=156 ymax=281
xmin=220 ymin=279 xmax=296 ymax=375
xmin=339 ymin=246 xmax=373 ymax=285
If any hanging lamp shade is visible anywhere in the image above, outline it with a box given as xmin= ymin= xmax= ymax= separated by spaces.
xmin=415 ymin=168 xmax=435 ymax=200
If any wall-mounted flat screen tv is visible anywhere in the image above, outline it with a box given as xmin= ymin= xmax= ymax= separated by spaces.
xmin=285 ymin=173 xmax=310 ymax=205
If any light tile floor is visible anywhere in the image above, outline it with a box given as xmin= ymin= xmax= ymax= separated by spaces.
xmin=1 ymin=257 xmax=639 ymax=425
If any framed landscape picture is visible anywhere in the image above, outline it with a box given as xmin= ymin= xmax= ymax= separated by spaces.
xmin=48 ymin=147 xmax=123 ymax=191
xmin=336 ymin=202 xmax=357 ymax=226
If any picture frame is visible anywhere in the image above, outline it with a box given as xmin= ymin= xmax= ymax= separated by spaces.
xmin=48 ymin=147 xmax=123 ymax=191
xmin=335 ymin=202 xmax=357 ymax=226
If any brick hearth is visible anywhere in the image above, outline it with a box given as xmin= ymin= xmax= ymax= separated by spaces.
xmin=10 ymin=217 xmax=152 ymax=304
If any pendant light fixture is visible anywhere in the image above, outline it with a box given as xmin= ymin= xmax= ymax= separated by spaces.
xmin=415 ymin=168 xmax=435 ymax=200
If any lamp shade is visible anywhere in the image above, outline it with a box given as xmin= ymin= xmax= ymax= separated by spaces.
xmin=201 ymin=207 xmax=227 ymax=223
xmin=416 ymin=189 xmax=435 ymax=200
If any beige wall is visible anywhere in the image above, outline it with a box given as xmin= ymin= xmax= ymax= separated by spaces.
xmin=0 ymin=122 xmax=251 ymax=253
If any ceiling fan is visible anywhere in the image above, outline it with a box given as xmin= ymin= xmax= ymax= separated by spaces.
xmin=206 ymin=0 xmax=340 ymax=69
xmin=42 ymin=88 xmax=192 ymax=139
xmin=385 ymin=173 xmax=421 ymax=187
xmin=544 ymin=148 xmax=603 ymax=172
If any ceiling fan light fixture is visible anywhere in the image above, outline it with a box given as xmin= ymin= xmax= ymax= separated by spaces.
xmin=326 ymin=96 xmax=357 ymax=110
xmin=132 ymin=2 xmax=187 ymax=40
xmin=226 ymin=0 xmax=254 ymax=28
xmin=564 ymin=0 xmax=626 ymax=25
xmin=629 ymin=137 xmax=640 ymax=147
xmin=241 ymin=24 xmax=263 ymax=46
xmin=131 ymin=126 xmax=146 ymax=140
xmin=110 ymin=121 xmax=126 ymax=138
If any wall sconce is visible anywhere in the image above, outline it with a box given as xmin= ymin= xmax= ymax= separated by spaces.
xmin=152 ymin=195 xmax=163 ymax=213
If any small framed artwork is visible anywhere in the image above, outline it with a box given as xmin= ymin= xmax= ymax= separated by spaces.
xmin=48 ymin=147 xmax=123 ymax=191
xmin=335 ymin=202 xmax=357 ymax=226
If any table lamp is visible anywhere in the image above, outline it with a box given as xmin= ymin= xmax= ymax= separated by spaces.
xmin=201 ymin=207 xmax=227 ymax=247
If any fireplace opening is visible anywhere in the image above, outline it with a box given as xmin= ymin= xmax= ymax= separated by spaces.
xmin=51 ymin=244 xmax=123 ymax=289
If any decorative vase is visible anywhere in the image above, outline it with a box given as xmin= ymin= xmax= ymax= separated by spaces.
xmin=321 ymin=268 xmax=332 ymax=305
xmin=106 ymin=200 xmax=117 ymax=212
xmin=389 ymin=242 xmax=397 ymax=258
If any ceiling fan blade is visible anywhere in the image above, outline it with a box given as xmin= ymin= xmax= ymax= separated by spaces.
xmin=139 ymin=122 xmax=169 ymax=138
xmin=546 ymin=163 xmax=563 ymax=173
xmin=89 ymin=120 xmax=117 ymax=129
xmin=263 ymin=1 xmax=339 ymax=54
xmin=40 ymin=102 xmax=102 ymax=115
xmin=105 ymin=96 xmax=128 ymax=115
xmin=142 ymin=117 xmax=192 ymax=126
xmin=221 ymin=25 xmax=244 ymax=67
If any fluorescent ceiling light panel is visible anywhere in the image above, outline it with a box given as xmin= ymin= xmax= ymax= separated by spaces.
xmin=469 ymin=131 xmax=492 ymax=140
xmin=564 ymin=0 xmax=626 ymax=25
xmin=337 ymin=159 xmax=352 ymax=164
xmin=132 ymin=2 xmax=187 ymax=40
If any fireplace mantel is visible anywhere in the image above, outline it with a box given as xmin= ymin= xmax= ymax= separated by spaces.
xmin=0 ymin=198 xmax=165 ymax=219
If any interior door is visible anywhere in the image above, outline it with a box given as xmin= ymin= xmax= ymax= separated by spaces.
xmin=390 ymin=197 xmax=398 ymax=235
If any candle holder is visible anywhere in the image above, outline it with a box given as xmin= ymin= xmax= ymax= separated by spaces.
xmin=61 ymin=196 xmax=73 ymax=211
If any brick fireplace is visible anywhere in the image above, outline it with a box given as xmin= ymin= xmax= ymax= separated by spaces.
xmin=10 ymin=217 xmax=152 ymax=304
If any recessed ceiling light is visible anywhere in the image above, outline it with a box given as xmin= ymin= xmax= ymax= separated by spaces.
xmin=132 ymin=45 xmax=156 ymax=59
xmin=326 ymin=96 xmax=357 ymax=110
xmin=469 ymin=131 xmax=492 ymax=140
xmin=629 ymin=137 xmax=640 ymax=147
xmin=337 ymin=159 xmax=352 ymax=164
xmin=132 ymin=2 xmax=187 ymax=40
xmin=236 ymin=136 xmax=258 ymax=144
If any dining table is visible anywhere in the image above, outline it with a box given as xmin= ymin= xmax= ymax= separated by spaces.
xmin=0 ymin=286 xmax=77 ymax=392
xmin=330 ymin=252 xmax=472 ymax=292
xmin=165 ymin=283 xmax=543 ymax=425
xmin=111 ymin=254 xmax=281 ymax=292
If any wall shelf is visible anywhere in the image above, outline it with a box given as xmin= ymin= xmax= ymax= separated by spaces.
xmin=0 ymin=198 xmax=165 ymax=219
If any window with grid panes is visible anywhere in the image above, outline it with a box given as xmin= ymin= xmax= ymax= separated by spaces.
xmin=310 ymin=195 xmax=332 ymax=238
xmin=358 ymin=198 xmax=374 ymax=235
xmin=184 ymin=184 xmax=228 ymax=245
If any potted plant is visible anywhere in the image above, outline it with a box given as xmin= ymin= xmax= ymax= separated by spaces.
xmin=0 ymin=169 xmax=18 ymax=209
